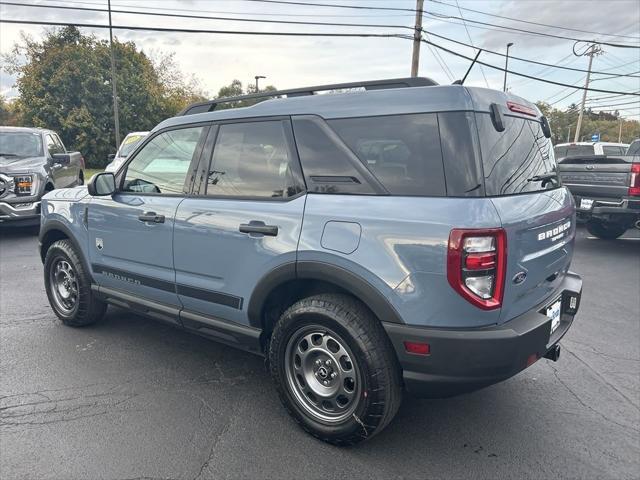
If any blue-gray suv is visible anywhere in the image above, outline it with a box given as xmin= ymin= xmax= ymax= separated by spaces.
xmin=39 ymin=78 xmax=583 ymax=445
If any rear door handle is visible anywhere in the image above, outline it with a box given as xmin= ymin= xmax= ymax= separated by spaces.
xmin=138 ymin=212 xmax=165 ymax=224
xmin=239 ymin=221 xmax=278 ymax=236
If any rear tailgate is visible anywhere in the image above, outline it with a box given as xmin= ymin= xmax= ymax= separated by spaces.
xmin=491 ymin=188 xmax=575 ymax=324
xmin=559 ymin=155 xmax=632 ymax=201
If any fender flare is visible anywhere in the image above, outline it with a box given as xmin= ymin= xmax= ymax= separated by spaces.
xmin=39 ymin=220 xmax=93 ymax=282
xmin=247 ymin=260 xmax=405 ymax=329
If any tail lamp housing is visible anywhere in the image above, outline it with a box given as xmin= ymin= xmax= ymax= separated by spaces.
xmin=447 ymin=228 xmax=507 ymax=310
xmin=629 ymin=163 xmax=640 ymax=197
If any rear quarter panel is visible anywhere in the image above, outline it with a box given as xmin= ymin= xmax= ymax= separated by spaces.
xmin=298 ymin=194 xmax=504 ymax=328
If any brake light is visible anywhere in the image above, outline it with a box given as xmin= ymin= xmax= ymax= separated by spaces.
xmin=629 ymin=163 xmax=640 ymax=196
xmin=447 ymin=228 xmax=507 ymax=310
xmin=507 ymin=101 xmax=537 ymax=117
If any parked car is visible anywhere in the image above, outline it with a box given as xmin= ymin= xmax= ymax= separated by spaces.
xmin=39 ymin=78 xmax=582 ymax=444
xmin=104 ymin=131 xmax=149 ymax=172
xmin=0 ymin=126 xmax=84 ymax=226
xmin=554 ymin=141 xmax=629 ymax=160
xmin=558 ymin=148 xmax=640 ymax=239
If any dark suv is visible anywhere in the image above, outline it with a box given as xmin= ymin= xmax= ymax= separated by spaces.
xmin=39 ymin=78 xmax=582 ymax=444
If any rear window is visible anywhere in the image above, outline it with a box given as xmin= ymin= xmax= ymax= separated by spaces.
xmin=476 ymin=113 xmax=558 ymax=196
xmin=554 ymin=144 xmax=594 ymax=158
xmin=329 ymin=113 xmax=446 ymax=196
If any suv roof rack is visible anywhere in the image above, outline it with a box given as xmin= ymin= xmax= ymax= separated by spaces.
xmin=178 ymin=77 xmax=438 ymax=116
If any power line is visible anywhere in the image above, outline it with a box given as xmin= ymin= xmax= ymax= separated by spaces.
xmin=0 ymin=17 xmax=414 ymax=39
xmin=453 ymin=0 xmax=489 ymax=88
xmin=2 ymin=14 xmax=639 ymax=98
xmin=0 ymin=1 xmax=416 ymax=31
xmin=428 ymin=0 xmax=640 ymax=41
xmin=419 ymin=38 xmax=640 ymax=95
xmin=6 ymin=1 xmax=640 ymax=79
xmin=585 ymin=100 xmax=640 ymax=108
xmin=242 ymin=0 xmax=640 ymax=48
xmin=425 ymin=11 xmax=640 ymax=49
xmin=424 ymin=29 xmax=640 ymax=77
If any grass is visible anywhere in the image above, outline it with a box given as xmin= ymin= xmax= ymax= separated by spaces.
xmin=84 ymin=168 xmax=104 ymax=180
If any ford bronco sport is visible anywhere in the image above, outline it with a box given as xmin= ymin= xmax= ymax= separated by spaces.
xmin=39 ymin=78 xmax=583 ymax=445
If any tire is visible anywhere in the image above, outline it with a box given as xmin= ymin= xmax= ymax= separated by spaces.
xmin=77 ymin=171 xmax=84 ymax=186
xmin=586 ymin=221 xmax=627 ymax=240
xmin=269 ymin=293 xmax=402 ymax=445
xmin=44 ymin=239 xmax=106 ymax=326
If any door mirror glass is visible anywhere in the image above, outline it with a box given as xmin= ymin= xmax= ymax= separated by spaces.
xmin=88 ymin=172 xmax=116 ymax=196
xmin=51 ymin=153 xmax=71 ymax=166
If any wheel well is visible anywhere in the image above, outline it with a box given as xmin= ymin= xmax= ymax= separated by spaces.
xmin=258 ymin=279 xmax=370 ymax=350
xmin=39 ymin=229 xmax=69 ymax=263
xmin=44 ymin=183 xmax=54 ymax=192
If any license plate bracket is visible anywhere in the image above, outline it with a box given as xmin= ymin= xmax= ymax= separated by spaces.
xmin=547 ymin=297 xmax=562 ymax=336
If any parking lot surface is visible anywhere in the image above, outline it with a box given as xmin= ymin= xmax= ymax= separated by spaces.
xmin=1 ymin=225 xmax=638 ymax=480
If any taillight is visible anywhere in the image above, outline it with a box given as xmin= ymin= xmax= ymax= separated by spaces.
xmin=447 ymin=228 xmax=507 ymax=310
xmin=629 ymin=163 xmax=640 ymax=196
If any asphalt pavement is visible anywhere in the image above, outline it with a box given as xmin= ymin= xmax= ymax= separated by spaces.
xmin=1 ymin=225 xmax=638 ymax=480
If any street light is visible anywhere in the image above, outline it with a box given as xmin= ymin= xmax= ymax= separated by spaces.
xmin=254 ymin=75 xmax=266 ymax=92
xmin=503 ymin=42 xmax=514 ymax=92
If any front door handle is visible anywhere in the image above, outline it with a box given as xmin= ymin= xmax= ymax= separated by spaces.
xmin=239 ymin=221 xmax=278 ymax=236
xmin=138 ymin=212 xmax=165 ymax=224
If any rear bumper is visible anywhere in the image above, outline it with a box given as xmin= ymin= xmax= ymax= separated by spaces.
xmin=383 ymin=272 xmax=582 ymax=398
xmin=574 ymin=195 xmax=640 ymax=223
xmin=0 ymin=200 xmax=41 ymax=225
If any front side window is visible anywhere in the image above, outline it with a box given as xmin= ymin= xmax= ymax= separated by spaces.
xmin=122 ymin=126 xmax=204 ymax=194
xmin=206 ymin=120 xmax=303 ymax=198
xmin=329 ymin=113 xmax=446 ymax=196
xmin=46 ymin=134 xmax=64 ymax=155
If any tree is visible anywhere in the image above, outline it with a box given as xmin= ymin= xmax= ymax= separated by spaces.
xmin=0 ymin=95 xmax=22 ymax=125
xmin=213 ymin=79 xmax=277 ymax=110
xmin=3 ymin=27 xmax=206 ymax=167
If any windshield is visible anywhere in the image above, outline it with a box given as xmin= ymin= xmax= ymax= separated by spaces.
xmin=476 ymin=113 xmax=559 ymax=196
xmin=554 ymin=144 xmax=594 ymax=158
xmin=118 ymin=134 xmax=146 ymax=157
xmin=0 ymin=132 xmax=43 ymax=158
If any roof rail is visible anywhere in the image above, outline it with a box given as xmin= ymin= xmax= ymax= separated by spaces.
xmin=178 ymin=77 xmax=438 ymax=116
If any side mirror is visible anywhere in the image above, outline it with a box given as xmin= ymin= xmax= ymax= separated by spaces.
xmin=108 ymin=153 xmax=116 ymax=161
xmin=51 ymin=153 xmax=71 ymax=166
xmin=87 ymin=172 xmax=116 ymax=196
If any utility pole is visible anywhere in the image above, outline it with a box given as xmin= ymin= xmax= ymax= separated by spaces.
xmin=574 ymin=42 xmax=603 ymax=143
xmin=567 ymin=126 xmax=571 ymax=142
xmin=108 ymin=0 xmax=121 ymax=149
xmin=618 ymin=117 xmax=623 ymax=143
xmin=410 ymin=0 xmax=424 ymax=77
xmin=503 ymin=42 xmax=514 ymax=92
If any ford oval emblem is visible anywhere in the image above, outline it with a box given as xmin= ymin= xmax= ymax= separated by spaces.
xmin=513 ymin=271 xmax=527 ymax=285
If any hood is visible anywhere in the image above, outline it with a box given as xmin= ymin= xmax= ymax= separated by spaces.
xmin=0 ymin=155 xmax=45 ymax=172
xmin=43 ymin=186 xmax=89 ymax=201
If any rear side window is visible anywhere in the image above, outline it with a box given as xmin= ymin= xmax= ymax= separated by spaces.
xmin=329 ymin=114 xmax=446 ymax=196
xmin=602 ymin=146 xmax=625 ymax=156
xmin=206 ymin=120 xmax=304 ymax=198
xmin=476 ymin=113 xmax=558 ymax=196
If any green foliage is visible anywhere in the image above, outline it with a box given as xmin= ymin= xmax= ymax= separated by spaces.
xmin=0 ymin=95 xmax=22 ymax=125
xmin=213 ymin=79 xmax=278 ymax=110
xmin=3 ymin=27 xmax=206 ymax=167
xmin=537 ymin=102 xmax=640 ymax=145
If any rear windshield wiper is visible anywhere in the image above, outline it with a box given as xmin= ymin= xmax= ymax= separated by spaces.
xmin=527 ymin=172 xmax=558 ymax=187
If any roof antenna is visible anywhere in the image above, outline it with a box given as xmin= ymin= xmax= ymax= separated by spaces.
xmin=453 ymin=49 xmax=482 ymax=85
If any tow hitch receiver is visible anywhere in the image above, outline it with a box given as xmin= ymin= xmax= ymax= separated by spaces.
xmin=544 ymin=344 xmax=561 ymax=362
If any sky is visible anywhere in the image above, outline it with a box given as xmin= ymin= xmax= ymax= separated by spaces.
xmin=1 ymin=0 xmax=639 ymax=119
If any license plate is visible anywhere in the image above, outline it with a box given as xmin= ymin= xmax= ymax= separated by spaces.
xmin=547 ymin=298 xmax=562 ymax=335
xmin=579 ymin=198 xmax=594 ymax=210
